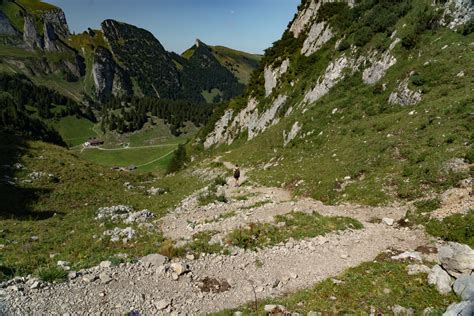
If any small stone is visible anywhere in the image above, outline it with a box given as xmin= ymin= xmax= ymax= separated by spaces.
xmin=406 ymin=264 xmax=431 ymax=275
xmin=329 ymin=296 xmax=337 ymax=301
xmin=30 ymin=281 xmax=40 ymax=290
xmin=7 ymin=285 xmax=19 ymax=292
xmin=382 ymin=218 xmax=394 ymax=226
xmin=67 ymin=271 xmax=77 ymax=280
xmin=264 ymin=305 xmax=286 ymax=313
xmin=171 ymin=273 xmax=179 ymax=281
xmin=340 ymin=254 xmax=349 ymax=259
xmin=234 ymin=312 xmax=243 ymax=316
xmin=186 ymin=254 xmax=195 ymax=261
xmin=99 ymin=261 xmax=112 ymax=269
xmin=391 ymin=251 xmax=422 ymax=262
xmin=99 ymin=272 xmax=112 ymax=284
xmin=272 ymin=279 xmax=280 ymax=288
xmin=156 ymin=299 xmax=170 ymax=310
xmin=82 ymin=275 xmax=97 ymax=283
xmin=170 ymin=262 xmax=187 ymax=276
xmin=255 ymin=286 xmax=264 ymax=293
xmin=392 ymin=305 xmax=414 ymax=315
xmin=383 ymin=288 xmax=391 ymax=294
xmin=290 ymin=272 xmax=298 ymax=279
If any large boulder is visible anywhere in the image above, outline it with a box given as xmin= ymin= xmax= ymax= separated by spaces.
xmin=438 ymin=242 xmax=474 ymax=277
xmin=428 ymin=265 xmax=453 ymax=294
xmin=453 ymin=274 xmax=474 ymax=301
xmin=443 ymin=301 xmax=474 ymax=316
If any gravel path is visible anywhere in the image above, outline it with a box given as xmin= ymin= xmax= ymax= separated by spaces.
xmin=0 ymin=162 xmax=433 ymax=315
xmin=1 ymin=224 xmax=428 ymax=315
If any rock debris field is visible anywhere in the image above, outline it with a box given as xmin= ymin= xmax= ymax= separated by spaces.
xmin=0 ymin=163 xmax=471 ymax=315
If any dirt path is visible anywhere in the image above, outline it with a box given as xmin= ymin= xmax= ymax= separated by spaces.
xmin=1 ymin=162 xmax=432 ymax=315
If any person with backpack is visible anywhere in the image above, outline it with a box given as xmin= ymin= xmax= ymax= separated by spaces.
xmin=233 ymin=165 xmax=241 ymax=187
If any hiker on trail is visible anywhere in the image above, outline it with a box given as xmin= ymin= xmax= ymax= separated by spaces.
xmin=233 ymin=165 xmax=241 ymax=187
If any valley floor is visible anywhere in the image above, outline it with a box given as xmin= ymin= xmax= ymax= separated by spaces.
xmin=2 ymin=162 xmax=467 ymax=315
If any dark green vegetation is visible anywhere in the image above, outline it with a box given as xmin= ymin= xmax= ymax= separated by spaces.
xmin=226 ymin=212 xmax=362 ymax=250
xmin=200 ymin=0 xmax=473 ymax=206
xmin=99 ymin=96 xmax=215 ymax=135
xmin=425 ymin=210 xmax=474 ymax=248
xmin=0 ymin=74 xmax=88 ymax=144
xmin=198 ymin=176 xmax=229 ymax=206
xmin=213 ymin=255 xmax=458 ymax=315
xmin=0 ymin=133 xmax=206 ymax=280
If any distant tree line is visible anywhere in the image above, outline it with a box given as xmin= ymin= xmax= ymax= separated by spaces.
xmin=0 ymin=74 xmax=81 ymax=119
xmin=99 ymin=96 xmax=216 ymax=136
xmin=0 ymin=92 xmax=65 ymax=145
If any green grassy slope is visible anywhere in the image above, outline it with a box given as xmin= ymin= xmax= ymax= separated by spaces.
xmin=211 ymin=45 xmax=262 ymax=84
xmin=0 ymin=133 xmax=205 ymax=280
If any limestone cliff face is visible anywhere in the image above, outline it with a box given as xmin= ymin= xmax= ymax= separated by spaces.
xmin=23 ymin=15 xmax=43 ymax=49
xmin=92 ymin=46 xmax=132 ymax=100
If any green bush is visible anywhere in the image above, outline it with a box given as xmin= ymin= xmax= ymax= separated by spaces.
xmin=353 ymin=26 xmax=374 ymax=47
xmin=411 ymin=74 xmax=425 ymax=86
xmin=460 ymin=20 xmax=474 ymax=35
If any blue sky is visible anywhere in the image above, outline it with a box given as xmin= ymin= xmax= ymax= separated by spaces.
xmin=47 ymin=0 xmax=300 ymax=54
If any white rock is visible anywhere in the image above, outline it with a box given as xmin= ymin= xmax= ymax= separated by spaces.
xmin=392 ymin=305 xmax=414 ymax=315
xmin=391 ymin=251 xmax=422 ymax=262
xmin=382 ymin=218 xmax=395 ymax=226
xmin=438 ymin=242 xmax=474 ymax=277
xmin=99 ymin=261 xmax=112 ymax=269
xmin=170 ymin=263 xmax=187 ymax=276
xmin=443 ymin=301 xmax=474 ymax=316
xmin=99 ymin=272 xmax=112 ymax=284
xmin=264 ymin=304 xmax=286 ymax=313
xmin=453 ymin=274 xmax=474 ymax=301
xmin=406 ymin=264 xmax=431 ymax=275
xmin=155 ymin=299 xmax=170 ymax=310
xmin=428 ymin=265 xmax=453 ymax=295
xmin=82 ymin=275 xmax=97 ymax=283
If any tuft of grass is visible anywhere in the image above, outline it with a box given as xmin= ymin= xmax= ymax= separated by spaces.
xmin=37 ymin=266 xmax=68 ymax=283
xmin=212 ymin=255 xmax=457 ymax=315
xmin=225 ymin=212 xmax=362 ymax=250
xmin=414 ymin=198 xmax=441 ymax=213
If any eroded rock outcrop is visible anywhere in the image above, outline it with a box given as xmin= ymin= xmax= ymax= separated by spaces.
xmin=442 ymin=0 xmax=474 ymax=29
xmin=362 ymin=38 xmax=400 ymax=85
xmin=0 ymin=12 xmax=19 ymax=36
xmin=92 ymin=46 xmax=132 ymax=100
xmin=264 ymin=59 xmax=290 ymax=96
xmin=388 ymin=73 xmax=422 ymax=106
xmin=301 ymin=21 xmax=333 ymax=56
xmin=303 ymin=54 xmax=362 ymax=104
xmin=23 ymin=15 xmax=43 ymax=49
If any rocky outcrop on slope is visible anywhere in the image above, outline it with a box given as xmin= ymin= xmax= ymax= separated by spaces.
xmin=289 ymin=0 xmax=354 ymax=38
xmin=23 ymin=15 xmax=43 ymax=49
xmin=442 ymin=0 xmax=474 ymax=29
xmin=264 ymin=59 xmax=290 ymax=96
xmin=92 ymin=46 xmax=132 ymax=100
xmin=41 ymin=8 xmax=70 ymax=38
xmin=0 ymin=12 xmax=19 ymax=36
xmin=301 ymin=21 xmax=333 ymax=56
xmin=362 ymin=37 xmax=400 ymax=85
xmin=388 ymin=73 xmax=422 ymax=106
